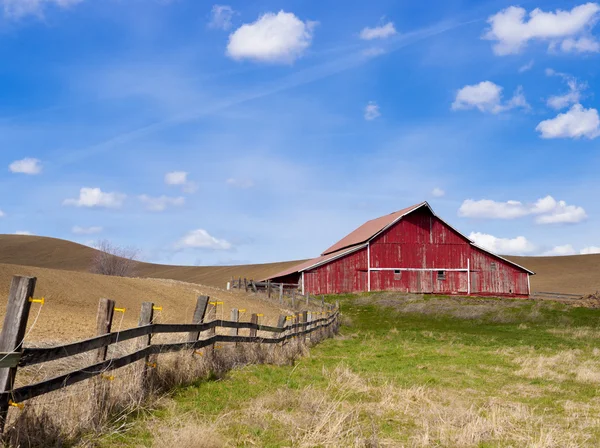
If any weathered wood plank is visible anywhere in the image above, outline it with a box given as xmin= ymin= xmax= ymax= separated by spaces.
xmin=0 ymin=276 xmax=36 ymax=432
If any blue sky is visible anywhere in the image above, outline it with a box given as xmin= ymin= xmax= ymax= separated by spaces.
xmin=1 ymin=0 xmax=600 ymax=265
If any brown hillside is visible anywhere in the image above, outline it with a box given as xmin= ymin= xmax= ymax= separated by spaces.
xmin=0 ymin=263 xmax=285 ymax=343
xmin=0 ymin=235 xmax=302 ymax=289
xmin=1 ymin=235 xmax=599 ymax=295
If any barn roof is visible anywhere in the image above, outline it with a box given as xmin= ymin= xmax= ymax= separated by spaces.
xmin=321 ymin=202 xmax=426 ymax=255
xmin=265 ymin=201 xmax=534 ymax=280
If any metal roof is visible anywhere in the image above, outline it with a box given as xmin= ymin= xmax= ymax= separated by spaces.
xmin=321 ymin=202 xmax=426 ymax=255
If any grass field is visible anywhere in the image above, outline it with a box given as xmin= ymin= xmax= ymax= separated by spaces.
xmin=96 ymin=292 xmax=600 ymax=447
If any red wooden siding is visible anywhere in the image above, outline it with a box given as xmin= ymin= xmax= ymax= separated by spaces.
xmin=271 ymin=203 xmax=532 ymax=298
xmin=304 ymin=247 xmax=367 ymax=295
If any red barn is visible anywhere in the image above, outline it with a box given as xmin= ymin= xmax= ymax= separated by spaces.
xmin=266 ymin=202 xmax=534 ymax=297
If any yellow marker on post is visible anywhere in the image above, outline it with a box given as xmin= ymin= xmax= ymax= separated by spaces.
xmin=209 ymin=301 xmax=224 ymax=306
xmin=114 ymin=308 xmax=126 ymax=313
xmin=8 ymin=400 xmax=24 ymax=409
xmin=152 ymin=306 xmax=163 ymax=311
xmin=28 ymin=297 xmax=44 ymax=305
xmin=194 ymin=350 xmax=204 ymax=356
xmin=102 ymin=374 xmax=115 ymax=381
xmin=146 ymin=362 xmax=157 ymax=368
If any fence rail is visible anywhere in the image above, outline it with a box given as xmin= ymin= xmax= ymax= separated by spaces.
xmin=0 ymin=276 xmax=340 ymax=433
xmin=229 ymin=277 xmax=327 ymax=310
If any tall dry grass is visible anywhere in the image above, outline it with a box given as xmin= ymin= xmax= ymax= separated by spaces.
xmin=2 ymin=319 xmax=337 ymax=447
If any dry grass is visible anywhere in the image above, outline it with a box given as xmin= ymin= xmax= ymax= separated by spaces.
xmin=2 ymin=333 xmax=324 ymax=448
xmin=513 ymin=349 xmax=600 ymax=384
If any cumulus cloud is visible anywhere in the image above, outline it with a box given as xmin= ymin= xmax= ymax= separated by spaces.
xmin=226 ymin=178 xmax=255 ymax=189
xmin=459 ymin=196 xmax=587 ymax=224
xmin=451 ymin=81 xmax=529 ymax=113
xmin=72 ymin=226 xmax=103 ymax=235
xmin=165 ymin=171 xmax=198 ymax=193
xmin=139 ymin=195 xmax=185 ymax=212
xmin=559 ymin=36 xmax=600 ymax=52
xmin=209 ymin=4 xmax=235 ymax=30
xmin=226 ymin=11 xmax=316 ymax=64
xmin=2 ymin=0 xmax=83 ymax=19
xmin=364 ymin=101 xmax=381 ymax=120
xmin=536 ymin=104 xmax=600 ymax=139
xmin=359 ymin=22 xmax=397 ymax=40
xmin=63 ymin=187 xmax=126 ymax=208
xmin=431 ymin=188 xmax=445 ymax=197
xmin=580 ymin=246 xmax=600 ymax=254
xmin=9 ymin=158 xmax=42 ymax=175
xmin=542 ymin=244 xmax=577 ymax=256
xmin=0 ymin=210 xmax=4 ymax=218
xmin=176 ymin=229 xmax=232 ymax=250
xmin=469 ymin=232 xmax=536 ymax=255
xmin=483 ymin=3 xmax=600 ymax=55
xmin=14 ymin=230 xmax=33 ymax=236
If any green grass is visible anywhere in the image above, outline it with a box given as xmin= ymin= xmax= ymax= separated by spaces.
xmin=98 ymin=293 xmax=600 ymax=447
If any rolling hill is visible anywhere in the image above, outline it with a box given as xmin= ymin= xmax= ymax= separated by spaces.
xmin=0 ymin=234 xmax=599 ymax=294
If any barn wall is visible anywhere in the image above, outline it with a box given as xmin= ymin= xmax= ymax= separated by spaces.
xmin=369 ymin=207 xmax=529 ymax=297
xmin=304 ymin=248 xmax=367 ymax=295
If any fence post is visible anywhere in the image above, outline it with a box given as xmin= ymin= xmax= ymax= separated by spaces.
xmin=306 ymin=293 xmax=309 ymax=306
xmin=251 ymin=280 xmax=257 ymax=293
xmin=249 ymin=313 xmax=258 ymax=338
xmin=137 ymin=302 xmax=154 ymax=392
xmin=95 ymin=298 xmax=116 ymax=363
xmin=244 ymin=278 xmax=248 ymax=292
xmin=291 ymin=290 xmax=296 ymax=309
xmin=321 ymin=295 xmax=325 ymax=308
xmin=0 ymin=276 xmax=37 ymax=434
xmin=301 ymin=311 xmax=308 ymax=343
xmin=205 ymin=303 xmax=217 ymax=357
xmin=238 ymin=277 xmax=242 ymax=290
xmin=279 ymin=283 xmax=283 ymax=304
xmin=230 ymin=309 xmax=239 ymax=347
xmin=267 ymin=281 xmax=272 ymax=299
xmin=277 ymin=314 xmax=286 ymax=347
xmin=188 ymin=296 xmax=209 ymax=344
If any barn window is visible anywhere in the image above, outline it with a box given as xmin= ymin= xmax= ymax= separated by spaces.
xmin=490 ymin=262 xmax=497 ymax=271
xmin=437 ymin=270 xmax=446 ymax=281
xmin=394 ymin=269 xmax=401 ymax=280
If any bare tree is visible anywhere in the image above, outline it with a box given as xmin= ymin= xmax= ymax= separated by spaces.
xmin=90 ymin=240 xmax=140 ymax=277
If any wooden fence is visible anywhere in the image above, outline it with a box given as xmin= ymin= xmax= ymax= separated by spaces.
xmin=0 ymin=276 xmax=340 ymax=432
xmin=229 ymin=277 xmax=327 ymax=310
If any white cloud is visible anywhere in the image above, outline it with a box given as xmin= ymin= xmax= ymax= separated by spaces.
xmin=2 ymin=0 xmax=83 ymax=19
xmin=542 ymin=244 xmax=577 ymax=256
xmin=165 ymin=171 xmax=198 ymax=193
xmin=451 ymin=81 xmax=529 ymax=113
xmin=469 ymin=232 xmax=536 ymax=255
xmin=139 ymin=195 xmax=185 ymax=212
xmin=536 ymin=104 xmax=600 ymax=139
xmin=518 ymin=60 xmax=534 ymax=73
xmin=226 ymin=178 xmax=255 ymax=189
xmin=0 ymin=210 xmax=4 ymax=218
xmin=14 ymin=230 xmax=33 ymax=236
xmin=531 ymin=196 xmax=588 ymax=224
xmin=9 ymin=157 xmax=42 ymax=175
xmin=176 ymin=229 xmax=232 ymax=250
xmin=580 ymin=246 xmax=600 ymax=254
xmin=72 ymin=226 xmax=103 ymax=235
xmin=63 ymin=187 xmax=126 ymax=208
xmin=226 ymin=11 xmax=316 ymax=64
xmin=546 ymin=70 xmax=586 ymax=110
xmin=459 ymin=196 xmax=587 ymax=224
xmin=364 ymin=101 xmax=381 ymax=120
xmin=209 ymin=4 xmax=235 ymax=30
xmin=431 ymin=188 xmax=445 ymax=197
xmin=559 ymin=36 xmax=600 ymax=53
xmin=359 ymin=22 xmax=397 ymax=40
xmin=484 ymin=3 xmax=600 ymax=55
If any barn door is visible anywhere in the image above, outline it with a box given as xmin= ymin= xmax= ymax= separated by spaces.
xmin=470 ymin=271 xmax=479 ymax=294
xmin=420 ymin=270 xmax=434 ymax=294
